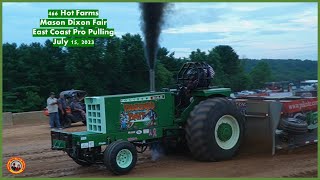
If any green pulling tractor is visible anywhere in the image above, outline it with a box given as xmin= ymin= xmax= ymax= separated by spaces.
xmin=51 ymin=62 xmax=318 ymax=175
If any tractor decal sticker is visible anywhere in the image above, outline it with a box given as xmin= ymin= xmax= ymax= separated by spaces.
xmin=148 ymin=128 xmax=157 ymax=137
xmin=120 ymin=101 xmax=158 ymax=130
xmin=88 ymin=141 xmax=94 ymax=148
xmin=235 ymin=101 xmax=247 ymax=115
xmin=143 ymin=129 xmax=150 ymax=134
xmin=81 ymin=142 xmax=89 ymax=149
xmin=127 ymin=137 xmax=138 ymax=141
xmin=120 ymin=94 xmax=165 ymax=103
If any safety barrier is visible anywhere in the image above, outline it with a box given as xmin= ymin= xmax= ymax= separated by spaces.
xmin=2 ymin=111 xmax=48 ymax=126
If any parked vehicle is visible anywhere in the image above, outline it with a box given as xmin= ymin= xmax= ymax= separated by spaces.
xmin=44 ymin=90 xmax=87 ymax=127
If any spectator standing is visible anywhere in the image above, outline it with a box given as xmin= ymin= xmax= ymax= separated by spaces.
xmin=47 ymin=92 xmax=62 ymax=130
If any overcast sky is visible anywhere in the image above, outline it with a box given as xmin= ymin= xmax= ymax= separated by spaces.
xmin=2 ymin=2 xmax=318 ymax=60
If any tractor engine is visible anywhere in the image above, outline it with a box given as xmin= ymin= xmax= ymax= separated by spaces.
xmin=175 ymin=62 xmax=215 ymax=109
xmin=177 ymin=62 xmax=215 ymax=90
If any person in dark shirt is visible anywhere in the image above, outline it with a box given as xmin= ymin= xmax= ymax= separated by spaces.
xmin=58 ymin=94 xmax=67 ymax=127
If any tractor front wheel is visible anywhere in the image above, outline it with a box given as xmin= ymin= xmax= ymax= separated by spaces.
xmin=104 ymin=140 xmax=137 ymax=175
xmin=186 ymin=97 xmax=244 ymax=161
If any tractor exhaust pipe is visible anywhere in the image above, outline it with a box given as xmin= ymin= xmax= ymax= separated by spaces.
xmin=139 ymin=3 xmax=168 ymax=92
xmin=149 ymin=69 xmax=155 ymax=92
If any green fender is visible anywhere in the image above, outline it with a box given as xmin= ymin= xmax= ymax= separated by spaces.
xmin=176 ymin=88 xmax=231 ymax=123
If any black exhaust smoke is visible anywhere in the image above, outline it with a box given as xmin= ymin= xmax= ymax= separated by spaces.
xmin=140 ymin=3 xmax=168 ymax=92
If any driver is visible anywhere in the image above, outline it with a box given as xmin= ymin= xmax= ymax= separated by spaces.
xmin=70 ymin=97 xmax=86 ymax=120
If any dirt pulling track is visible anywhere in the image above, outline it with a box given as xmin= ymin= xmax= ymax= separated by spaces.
xmin=2 ymin=122 xmax=318 ymax=178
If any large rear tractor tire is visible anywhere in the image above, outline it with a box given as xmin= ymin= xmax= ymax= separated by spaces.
xmin=104 ymin=140 xmax=137 ymax=175
xmin=186 ymin=97 xmax=244 ymax=161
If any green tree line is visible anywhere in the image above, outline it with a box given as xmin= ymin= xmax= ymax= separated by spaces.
xmin=3 ymin=33 xmax=316 ymax=112
xmin=241 ymin=59 xmax=317 ymax=82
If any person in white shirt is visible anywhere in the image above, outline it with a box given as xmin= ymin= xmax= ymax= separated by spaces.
xmin=47 ymin=92 xmax=62 ymax=129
